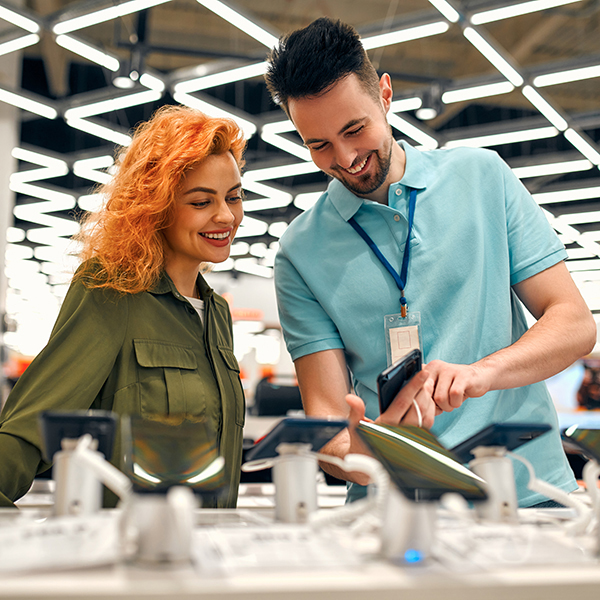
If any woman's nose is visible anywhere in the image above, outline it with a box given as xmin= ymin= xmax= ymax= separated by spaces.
xmin=213 ymin=200 xmax=235 ymax=224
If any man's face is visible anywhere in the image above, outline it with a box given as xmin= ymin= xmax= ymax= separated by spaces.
xmin=288 ymin=74 xmax=396 ymax=202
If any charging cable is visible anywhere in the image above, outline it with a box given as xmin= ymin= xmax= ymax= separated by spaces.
xmin=582 ymin=459 xmax=600 ymax=516
xmin=73 ymin=434 xmax=132 ymax=501
xmin=412 ymin=400 xmax=423 ymax=428
xmin=309 ymin=452 xmax=391 ymax=530
xmin=507 ymin=450 xmax=592 ymax=535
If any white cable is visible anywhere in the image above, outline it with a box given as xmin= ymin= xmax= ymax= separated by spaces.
xmin=73 ymin=434 xmax=133 ymax=501
xmin=308 ymin=452 xmax=391 ymax=528
xmin=241 ymin=458 xmax=276 ymax=472
xmin=507 ymin=450 xmax=592 ymax=535
xmin=412 ymin=399 xmax=423 ymax=427
xmin=582 ymin=459 xmax=600 ymax=515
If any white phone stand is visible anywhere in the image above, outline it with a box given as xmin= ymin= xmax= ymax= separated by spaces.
xmin=380 ymin=485 xmax=436 ymax=563
xmin=53 ymin=438 xmax=103 ymax=516
xmin=53 ymin=434 xmax=132 ymax=517
xmin=272 ymin=443 xmax=318 ymax=523
xmin=469 ymin=446 xmax=518 ymax=522
xmin=121 ymin=486 xmax=198 ymax=566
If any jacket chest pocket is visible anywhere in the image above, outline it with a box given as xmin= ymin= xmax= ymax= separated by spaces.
xmin=133 ymin=340 xmax=201 ymax=416
xmin=217 ymin=345 xmax=246 ymax=428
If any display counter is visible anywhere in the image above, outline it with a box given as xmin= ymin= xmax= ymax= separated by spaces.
xmin=1 ymin=498 xmax=600 ymax=600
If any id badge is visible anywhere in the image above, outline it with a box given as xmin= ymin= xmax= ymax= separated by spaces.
xmin=384 ymin=312 xmax=422 ymax=367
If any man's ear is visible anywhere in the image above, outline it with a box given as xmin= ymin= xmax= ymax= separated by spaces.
xmin=379 ymin=73 xmax=393 ymax=113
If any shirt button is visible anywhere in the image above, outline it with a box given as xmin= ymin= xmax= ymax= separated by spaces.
xmin=394 ymin=215 xmax=400 ymax=222
xmin=395 ymin=189 xmax=402 ymax=196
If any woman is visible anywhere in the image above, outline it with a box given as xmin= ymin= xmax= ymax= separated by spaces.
xmin=0 ymin=106 xmax=246 ymax=508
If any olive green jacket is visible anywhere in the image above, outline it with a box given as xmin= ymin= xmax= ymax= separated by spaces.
xmin=0 ymin=267 xmax=245 ymax=508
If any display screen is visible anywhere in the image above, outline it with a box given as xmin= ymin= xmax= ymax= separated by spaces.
xmin=562 ymin=426 xmax=600 ymax=463
xmin=356 ymin=420 xmax=488 ymax=502
xmin=244 ymin=417 xmax=348 ymax=462
xmin=122 ymin=415 xmax=227 ymax=500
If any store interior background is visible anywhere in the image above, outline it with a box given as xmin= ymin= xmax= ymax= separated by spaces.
xmin=0 ymin=0 xmax=599 ymax=414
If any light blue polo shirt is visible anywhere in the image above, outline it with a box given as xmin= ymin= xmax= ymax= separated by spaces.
xmin=274 ymin=141 xmax=577 ymax=507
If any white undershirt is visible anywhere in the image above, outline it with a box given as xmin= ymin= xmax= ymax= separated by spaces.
xmin=184 ymin=296 xmax=205 ymax=324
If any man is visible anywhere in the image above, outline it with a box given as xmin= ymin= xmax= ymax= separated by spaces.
xmin=265 ymin=18 xmax=596 ymax=505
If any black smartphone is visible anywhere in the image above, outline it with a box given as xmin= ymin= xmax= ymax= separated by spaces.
xmin=356 ymin=420 xmax=488 ymax=502
xmin=38 ymin=410 xmax=118 ymax=461
xmin=450 ymin=422 xmax=552 ymax=464
xmin=562 ymin=426 xmax=600 ymax=462
xmin=377 ymin=349 xmax=422 ymax=414
xmin=244 ymin=417 xmax=348 ymax=462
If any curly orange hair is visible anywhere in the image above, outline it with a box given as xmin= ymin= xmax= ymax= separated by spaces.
xmin=76 ymin=105 xmax=246 ymax=294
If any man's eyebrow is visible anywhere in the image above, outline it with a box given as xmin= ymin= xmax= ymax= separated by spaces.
xmin=184 ymin=182 xmax=242 ymax=195
xmin=304 ymin=118 xmax=366 ymax=146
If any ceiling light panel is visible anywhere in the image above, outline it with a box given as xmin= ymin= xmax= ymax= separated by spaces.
xmin=534 ymin=64 xmax=600 ymax=87
xmin=442 ymin=82 xmax=515 ymax=104
xmin=462 ymin=27 xmax=524 ymax=86
xmin=533 ymin=185 xmax=600 ymax=204
xmin=0 ymin=34 xmax=40 ymax=58
xmin=73 ymin=156 xmax=114 ymax=184
xmin=511 ymin=159 xmax=592 ymax=178
xmin=244 ymin=161 xmax=320 ymax=182
xmin=260 ymin=121 xmax=311 ymax=161
xmin=66 ymin=118 xmax=132 ymax=146
xmin=65 ymin=90 xmax=162 ymax=119
xmin=196 ymin=0 xmax=279 ymax=48
xmin=564 ymin=129 xmax=600 ymax=165
xmin=362 ymin=21 xmax=449 ymax=50
xmin=173 ymin=92 xmax=256 ymax=139
xmin=52 ymin=0 xmax=172 ymax=34
xmin=55 ymin=35 xmax=120 ymax=72
xmin=470 ymin=0 xmax=582 ymax=25
xmin=0 ymin=88 xmax=57 ymax=119
xmin=521 ymin=85 xmax=568 ymax=131
xmin=390 ymin=98 xmax=423 ymax=112
xmin=0 ymin=5 xmax=40 ymax=33
xmin=175 ymin=62 xmax=268 ymax=94
xmin=387 ymin=114 xmax=438 ymax=149
xmin=427 ymin=0 xmax=461 ymax=22
xmin=445 ymin=126 xmax=558 ymax=149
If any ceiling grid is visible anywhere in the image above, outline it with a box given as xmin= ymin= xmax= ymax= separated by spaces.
xmin=0 ymin=0 xmax=599 ymax=352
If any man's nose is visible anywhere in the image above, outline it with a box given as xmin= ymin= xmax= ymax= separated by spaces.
xmin=333 ymin=142 xmax=358 ymax=170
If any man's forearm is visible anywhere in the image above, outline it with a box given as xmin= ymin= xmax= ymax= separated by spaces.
xmin=475 ymin=301 xmax=596 ymax=392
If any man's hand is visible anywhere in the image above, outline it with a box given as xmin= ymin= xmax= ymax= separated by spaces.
xmin=344 ymin=370 xmax=435 ymax=484
xmin=426 ymin=360 xmax=491 ymax=413
xmin=378 ymin=369 xmax=436 ymax=428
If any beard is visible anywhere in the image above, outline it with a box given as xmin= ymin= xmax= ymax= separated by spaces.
xmin=330 ymin=136 xmax=394 ymax=198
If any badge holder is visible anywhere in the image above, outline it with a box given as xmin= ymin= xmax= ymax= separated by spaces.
xmin=385 ymin=311 xmax=423 ymax=367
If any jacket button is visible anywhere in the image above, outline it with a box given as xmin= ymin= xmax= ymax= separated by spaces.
xmin=187 ymin=306 xmax=195 ymax=314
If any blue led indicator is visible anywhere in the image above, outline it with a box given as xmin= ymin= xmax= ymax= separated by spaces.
xmin=404 ymin=549 xmax=424 ymax=563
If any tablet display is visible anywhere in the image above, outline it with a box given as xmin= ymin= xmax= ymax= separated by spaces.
xmin=356 ymin=420 xmax=488 ymax=502
xmin=244 ymin=417 xmax=348 ymax=462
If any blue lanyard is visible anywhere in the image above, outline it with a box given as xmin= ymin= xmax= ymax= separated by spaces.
xmin=348 ymin=188 xmax=417 ymax=317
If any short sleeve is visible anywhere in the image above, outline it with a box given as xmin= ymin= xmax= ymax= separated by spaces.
xmin=497 ymin=156 xmax=567 ymax=285
xmin=274 ymin=247 xmax=344 ymax=361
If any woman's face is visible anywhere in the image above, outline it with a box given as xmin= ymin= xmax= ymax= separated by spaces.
xmin=163 ymin=152 xmax=243 ymax=269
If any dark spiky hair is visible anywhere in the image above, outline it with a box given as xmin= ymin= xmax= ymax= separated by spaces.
xmin=265 ymin=18 xmax=380 ymax=116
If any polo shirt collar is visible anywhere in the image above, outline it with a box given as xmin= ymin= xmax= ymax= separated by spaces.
xmin=398 ymin=140 xmax=428 ymax=191
xmin=328 ymin=140 xmax=429 ymax=221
